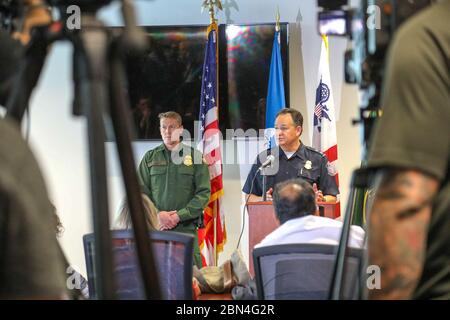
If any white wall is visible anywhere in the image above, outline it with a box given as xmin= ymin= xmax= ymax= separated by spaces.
xmin=26 ymin=0 xmax=362 ymax=277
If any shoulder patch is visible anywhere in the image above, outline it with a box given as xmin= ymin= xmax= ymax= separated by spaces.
xmin=326 ymin=161 xmax=338 ymax=176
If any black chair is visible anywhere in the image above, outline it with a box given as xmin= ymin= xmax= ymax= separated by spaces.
xmin=253 ymin=243 xmax=364 ymax=300
xmin=83 ymin=230 xmax=194 ymax=300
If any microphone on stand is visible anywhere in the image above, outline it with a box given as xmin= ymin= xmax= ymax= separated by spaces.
xmin=259 ymin=155 xmax=275 ymax=201
xmin=258 ymin=155 xmax=275 ymax=171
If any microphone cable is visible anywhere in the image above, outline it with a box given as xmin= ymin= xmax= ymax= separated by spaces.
xmin=236 ymin=170 xmax=259 ymax=250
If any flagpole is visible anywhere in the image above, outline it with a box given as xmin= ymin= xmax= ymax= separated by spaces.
xmin=276 ymin=6 xmax=280 ymax=32
xmin=202 ymin=0 xmax=223 ymax=24
xmin=214 ymin=201 xmax=218 ymax=265
xmin=202 ymin=0 xmax=222 ymax=266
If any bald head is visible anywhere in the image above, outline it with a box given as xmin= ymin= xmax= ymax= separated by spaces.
xmin=273 ymin=178 xmax=316 ymax=224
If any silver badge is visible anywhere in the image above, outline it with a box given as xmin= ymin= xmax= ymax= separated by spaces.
xmin=304 ymin=160 xmax=312 ymax=170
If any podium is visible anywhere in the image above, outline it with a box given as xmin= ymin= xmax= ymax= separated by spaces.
xmin=246 ymin=201 xmax=339 ymax=276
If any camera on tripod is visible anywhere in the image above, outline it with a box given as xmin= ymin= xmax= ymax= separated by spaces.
xmin=318 ymin=0 xmax=432 ymax=88
xmin=317 ymin=0 xmax=432 ymax=144
xmin=0 ymin=0 xmax=22 ymax=31
xmin=0 ymin=0 xmax=114 ymax=31
xmin=47 ymin=0 xmax=113 ymax=12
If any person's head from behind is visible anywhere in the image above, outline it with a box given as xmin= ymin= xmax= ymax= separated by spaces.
xmin=115 ymin=193 xmax=158 ymax=231
xmin=159 ymin=111 xmax=183 ymax=148
xmin=273 ymin=178 xmax=316 ymax=224
xmin=274 ymin=108 xmax=303 ymax=151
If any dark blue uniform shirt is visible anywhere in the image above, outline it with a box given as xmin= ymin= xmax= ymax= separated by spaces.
xmin=242 ymin=143 xmax=339 ymax=196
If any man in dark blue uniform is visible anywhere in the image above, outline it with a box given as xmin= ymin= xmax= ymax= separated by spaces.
xmin=243 ymin=108 xmax=339 ymax=202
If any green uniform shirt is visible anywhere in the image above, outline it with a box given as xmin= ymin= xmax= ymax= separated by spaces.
xmin=368 ymin=0 xmax=450 ymax=299
xmin=137 ymin=143 xmax=211 ymax=231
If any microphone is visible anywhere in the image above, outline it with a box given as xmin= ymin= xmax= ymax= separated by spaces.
xmin=258 ymin=155 xmax=275 ymax=171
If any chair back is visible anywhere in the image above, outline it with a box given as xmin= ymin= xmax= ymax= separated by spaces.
xmin=253 ymin=243 xmax=363 ymax=300
xmin=83 ymin=230 xmax=194 ymax=299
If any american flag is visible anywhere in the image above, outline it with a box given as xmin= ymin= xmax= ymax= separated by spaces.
xmin=197 ymin=22 xmax=226 ymax=266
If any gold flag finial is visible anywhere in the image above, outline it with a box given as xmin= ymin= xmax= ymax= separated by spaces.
xmin=276 ymin=6 xmax=281 ymax=32
xmin=202 ymin=0 xmax=223 ymax=24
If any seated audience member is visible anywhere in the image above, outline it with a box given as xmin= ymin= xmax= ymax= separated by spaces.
xmin=234 ymin=178 xmax=365 ymax=300
xmin=114 ymin=194 xmax=251 ymax=299
xmin=114 ymin=193 xmax=159 ymax=230
xmin=255 ymin=178 xmax=365 ymax=249
xmin=114 ymin=193 xmax=207 ymax=299
xmin=0 ymin=118 xmax=67 ymax=299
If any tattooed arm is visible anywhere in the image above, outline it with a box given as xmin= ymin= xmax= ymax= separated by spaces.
xmin=368 ymin=168 xmax=438 ymax=300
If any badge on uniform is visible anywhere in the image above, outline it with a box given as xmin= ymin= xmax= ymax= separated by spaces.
xmin=304 ymin=160 xmax=312 ymax=170
xmin=183 ymin=155 xmax=193 ymax=166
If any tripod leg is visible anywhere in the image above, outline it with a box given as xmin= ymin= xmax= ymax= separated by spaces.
xmin=73 ymin=23 xmax=115 ymax=300
xmin=329 ymin=168 xmax=375 ymax=300
xmin=108 ymin=41 xmax=161 ymax=300
xmin=329 ymin=182 xmax=357 ymax=300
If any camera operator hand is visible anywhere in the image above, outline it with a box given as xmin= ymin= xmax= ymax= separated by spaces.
xmin=11 ymin=0 xmax=52 ymax=45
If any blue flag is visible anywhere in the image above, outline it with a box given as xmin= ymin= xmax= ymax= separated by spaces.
xmin=264 ymin=30 xmax=286 ymax=148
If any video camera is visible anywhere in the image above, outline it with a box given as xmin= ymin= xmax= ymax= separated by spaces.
xmin=0 ymin=0 xmax=113 ymax=32
xmin=317 ymin=0 xmax=432 ymax=145
xmin=0 ymin=0 xmax=22 ymax=31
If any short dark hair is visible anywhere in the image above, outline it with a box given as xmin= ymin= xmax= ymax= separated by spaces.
xmin=158 ymin=111 xmax=182 ymax=126
xmin=273 ymin=178 xmax=316 ymax=224
xmin=275 ymin=108 xmax=303 ymax=127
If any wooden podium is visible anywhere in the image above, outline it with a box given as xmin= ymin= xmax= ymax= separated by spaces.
xmin=247 ymin=201 xmax=339 ymax=276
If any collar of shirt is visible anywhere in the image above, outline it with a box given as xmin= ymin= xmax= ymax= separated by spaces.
xmin=279 ymin=141 xmax=307 ymax=161
xmin=282 ymin=215 xmax=342 ymax=230
xmin=256 ymin=215 xmax=365 ymax=249
xmin=156 ymin=143 xmax=188 ymax=162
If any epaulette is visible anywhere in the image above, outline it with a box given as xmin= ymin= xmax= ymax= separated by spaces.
xmin=304 ymin=145 xmax=326 ymax=157
xmin=144 ymin=144 xmax=164 ymax=158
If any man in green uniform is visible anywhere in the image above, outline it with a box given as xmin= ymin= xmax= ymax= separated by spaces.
xmin=367 ymin=0 xmax=450 ymax=299
xmin=137 ymin=111 xmax=211 ymax=268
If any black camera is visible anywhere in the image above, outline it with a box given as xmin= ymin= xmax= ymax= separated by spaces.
xmin=317 ymin=0 xmax=432 ymax=144
xmin=0 ymin=0 xmax=23 ymax=31
xmin=47 ymin=0 xmax=113 ymax=12
xmin=318 ymin=0 xmax=431 ymax=87
xmin=0 ymin=0 xmax=114 ymax=31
